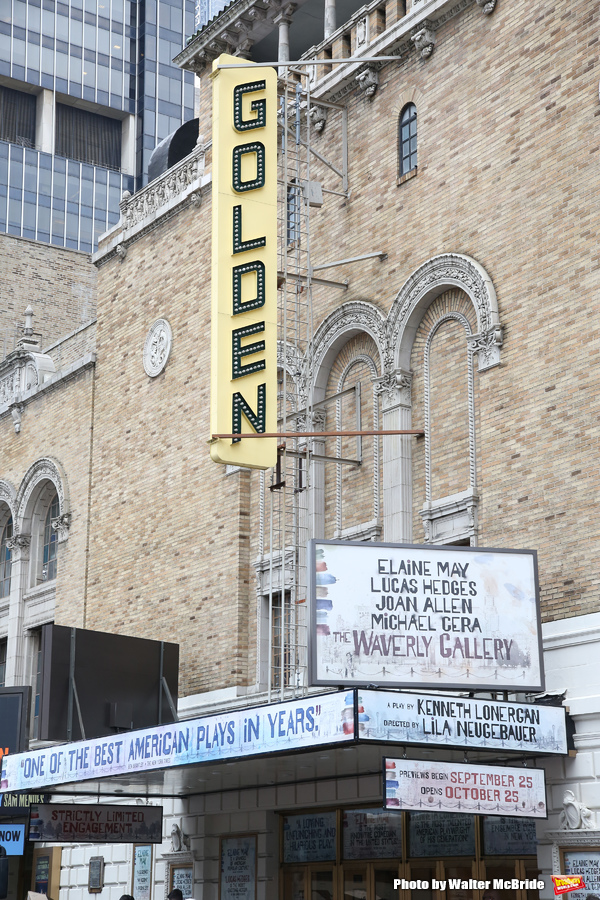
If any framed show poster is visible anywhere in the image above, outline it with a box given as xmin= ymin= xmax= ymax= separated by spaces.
xmin=170 ymin=864 xmax=193 ymax=898
xmin=132 ymin=844 xmax=153 ymax=900
xmin=220 ymin=835 xmax=257 ymax=900
xmin=32 ymin=846 xmax=62 ymax=897
xmin=560 ymin=850 xmax=600 ymax=900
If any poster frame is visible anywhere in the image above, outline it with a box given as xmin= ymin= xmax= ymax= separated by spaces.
xmin=308 ymin=539 xmax=544 ymax=692
xmin=169 ymin=863 xmax=194 ymax=897
xmin=131 ymin=843 xmax=153 ymax=900
xmin=559 ymin=848 xmax=600 ymax=898
xmin=219 ymin=833 xmax=257 ymax=900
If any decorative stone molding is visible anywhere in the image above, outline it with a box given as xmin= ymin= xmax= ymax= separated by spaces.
xmin=420 ymin=488 xmax=478 ymax=544
xmin=543 ymin=830 xmax=600 ymax=875
xmin=335 ymin=519 xmax=382 ymax=541
xmin=355 ymin=16 xmax=369 ymax=48
xmin=309 ymin=105 xmax=328 ymax=133
xmin=373 ymin=368 xmax=412 ymax=408
xmin=0 ymin=348 xmax=56 ymax=411
xmin=475 ymin=0 xmax=496 ymax=13
xmin=10 ymin=403 xmax=24 ymax=434
xmin=311 ymin=301 xmax=388 ymax=392
xmin=143 ymin=319 xmax=173 ymax=378
xmin=411 ymin=20 xmax=436 ymax=58
xmin=0 ymin=481 xmax=16 ymax=517
xmin=170 ymin=823 xmax=190 ymax=852
xmin=15 ymin=457 xmax=70 ymax=526
xmin=356 ymin=65 xmax=379 ymax=97
xmin=51 ymin=512 xmax=72 ymax=544
xmin=7 ymin=533 xmax=31 ymax=561
xmin=467 ymin=324 xmax=503 ymax=369
xmin=559 ymin=791 xmax=597 ymax=830
xmin=295 ymin=408 xmax=328 ymax=432
xmin=160 ymin=850 xmax=196 ymax=900
xmin=115 ymin=243 xmax=127 ymax=261
xmin=119 ymin=147 xmax=205 ymax=233
xmin=388 ymin=253 xmax=501 ymax=372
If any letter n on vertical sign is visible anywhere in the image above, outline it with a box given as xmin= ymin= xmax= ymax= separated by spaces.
xmin=210 ymin=54 xmax=277 ymax=469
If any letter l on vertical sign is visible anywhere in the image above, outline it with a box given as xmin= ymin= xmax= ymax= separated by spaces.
xmin=210 ymin=54 xmax=277 ymax=469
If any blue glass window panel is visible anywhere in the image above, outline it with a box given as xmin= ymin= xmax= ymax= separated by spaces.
xmin=56 ymin=54 xmax=68 ymax=79
xmin=83 ymin=60 xmax=95 ymax=86
xmin=40 ymin=72 xmax=53 ymax=88
xmin=28 ymin=43 xmax=40 ymax=68
xmin=26 ymin=69 xmax=40 ymax=84
xmin=57 ymin=14 xmax=69 ymax=40
xmin=81 ymin=163 xmax=93 ymax=182
xmin=95 ymin=166 xmax=107 ymax=184
xmin=80 ymin=214 xmax=92 ymax=250
xmin=41 ymin=47 xmax=53 ymax=74
xmin=28 ymin=31 xmax=41 ymax=45
xmin=112 ymin=0 xmax=124 ymax=21
xmin=84 ymin=7 xmax=96 ymax=23
xmin=0 ymin=21 xmax=9 ymax=37
xmin=110 ymin=68 xmax=123 ymax=96
xmin=98 ymin=15 xmax=110 ymax=30
xmin=14 ymin=1 xmax=27 ymax=27
xmin=39 ymin=151 xmax=51 ymax=168
xmin=146 ymin=0 xmax=157 ymax=24
xmin=41 ymin=9 xmax=55 ymax=37
xmin=0 ymin=35 xmax=10 ymax=62
xmin=168 ymin=79 xmax=181 ymax=105
xmin=124 ymin=174 xmax=133 ymax=192
xmin=23 ymin=203 xmax=36 ymax=230
xmin=81 ymin=183 xmax=93 ymax=208
xmin=71 ymin=0 xmax=83 ymax=9
xmin=71 ymin=18 xmax=82 ymax=43
xmin=56 ymin=77 xmax=68 ymax=93
xmin=38 ymin=204 xmax=50 ymax=233
xmin=70 ymin=44 xmax=82 ymax=58
xmin=97 ymin=66 xmax=109 ymax=91
xmin=84 ymin=23 xmax=96 ymax=49
xmin=67 ymin=173 xmax=80 ymax=203
xmin=70 ymin=55 xmax=82 ymax=81
xmin=13 ymin=39 xmax=26 ymax=67
xmin=66 ymin=201 xmax=79 ymax=216
xmin=84 ymin=47 xmax=96 ymax=61
xmin=42 ymin=34 xmax=55 ymax=49
xmin=29 ymin=5 xmax=41 ymax=29
xmin=94 ymin=181 xmax=106 ymax=208
xmin=7 ymin=224 xmax=21 ymax=235
xmin=56 ymin=38 xmax=68 ymax=54
xmin=38 ymin=193 xmax=51 ymax=207
xmin=52 ymin=208 xmax=65 ymax=237
xmin=8 ymin=198 xmax=22 ymax=228
xmin=98 ymin=29 xmax=110 ymax=54
xmin=13 ymin=26 xmax=26 ymax=42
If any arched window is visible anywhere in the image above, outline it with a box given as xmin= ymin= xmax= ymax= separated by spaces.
xmin=0 ymin=516 xmax=12 ymax=598
xmin=399 ymin=103 xmax=417 ymax=176
xmin=42 ymin=493 xmax=59 ymax=582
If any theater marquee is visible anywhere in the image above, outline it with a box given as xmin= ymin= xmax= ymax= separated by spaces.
xmin=210 ymin=54 xmax=277 ymax=469
xmin=309 ymin=540 xmax=543 ymax=691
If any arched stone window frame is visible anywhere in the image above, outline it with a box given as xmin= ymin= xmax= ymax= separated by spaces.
xmin=0 ymin=481 xmax=16 ymax=606
xmin=419 ymin=310 xmax=478 ymax=544
xmin=384 ymin=253 xmax=501 ymax=544
xmin=15 ymin=457 xmax=71 ymax=591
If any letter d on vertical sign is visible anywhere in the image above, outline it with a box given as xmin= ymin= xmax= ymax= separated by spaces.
xmin=210 ymin=54 xmax=278 ymax=468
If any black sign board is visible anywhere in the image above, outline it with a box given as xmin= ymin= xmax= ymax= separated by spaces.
xmin=0 ymin=793 xmax=50 ymax=817
xmin=0 ymin=687 xmax=31 ymax=764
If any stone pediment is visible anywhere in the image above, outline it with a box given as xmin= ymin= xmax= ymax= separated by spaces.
xmin=0 ymin=347 xmax=56 ymax=410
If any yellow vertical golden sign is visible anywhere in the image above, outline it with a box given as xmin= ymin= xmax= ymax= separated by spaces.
xmin=210 ymin=54 xmax=278 ymax=469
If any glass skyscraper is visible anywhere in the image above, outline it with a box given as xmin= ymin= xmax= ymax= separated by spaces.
xmin=0 ymin=0 xmax=195 ymax=252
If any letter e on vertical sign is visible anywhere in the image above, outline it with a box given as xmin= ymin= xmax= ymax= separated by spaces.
xmin=210 ymin=54 xmax=277 ymax=469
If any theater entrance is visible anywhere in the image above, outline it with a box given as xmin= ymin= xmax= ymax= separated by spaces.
xmin=280 ymin=809 xmax=540 ymax=900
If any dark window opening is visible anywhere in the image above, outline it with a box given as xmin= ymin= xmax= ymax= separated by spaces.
xmin=399 ymin=102 xmax=417 ymax=176
xmin=0 ymin=85 xmax=36 ymax=148
xmin=55 ymin=102 xmax=121 ymax=170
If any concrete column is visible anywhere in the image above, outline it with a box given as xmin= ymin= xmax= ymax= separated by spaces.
xmin=324 ymin=0 xmax=336 ymax=39
xmin=276 ymin=14 xmax=291 ymax=62
xmin=4 ymin=534 xmax=31 ymax=686
xmin=373 ymin=368 xmax=413 ymax=543
xmin=121 ymin=114 xmax=136 ymax=176
xmin=36 ymin=89 xmax=54 ymax=153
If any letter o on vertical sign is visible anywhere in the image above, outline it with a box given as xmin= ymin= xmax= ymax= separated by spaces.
xmin=210 ymin=55 xmax=277 ymax=469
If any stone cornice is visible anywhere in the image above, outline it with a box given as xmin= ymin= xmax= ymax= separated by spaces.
xmin=93 ymin=145 xmax=210 ymax=267
xmin=0 ymin=353 xmax=96 ymax=421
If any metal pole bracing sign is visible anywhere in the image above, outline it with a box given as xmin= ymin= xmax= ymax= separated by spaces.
xmin=210 ymin=53 xmax=277 ymax=469
xmin=309 ymin=540 xmax=544 ymax=691
xmin=383 ymin=757 xmax=547 ymax=818
xmin=358 ymin=690 xmax=568 ymax=755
